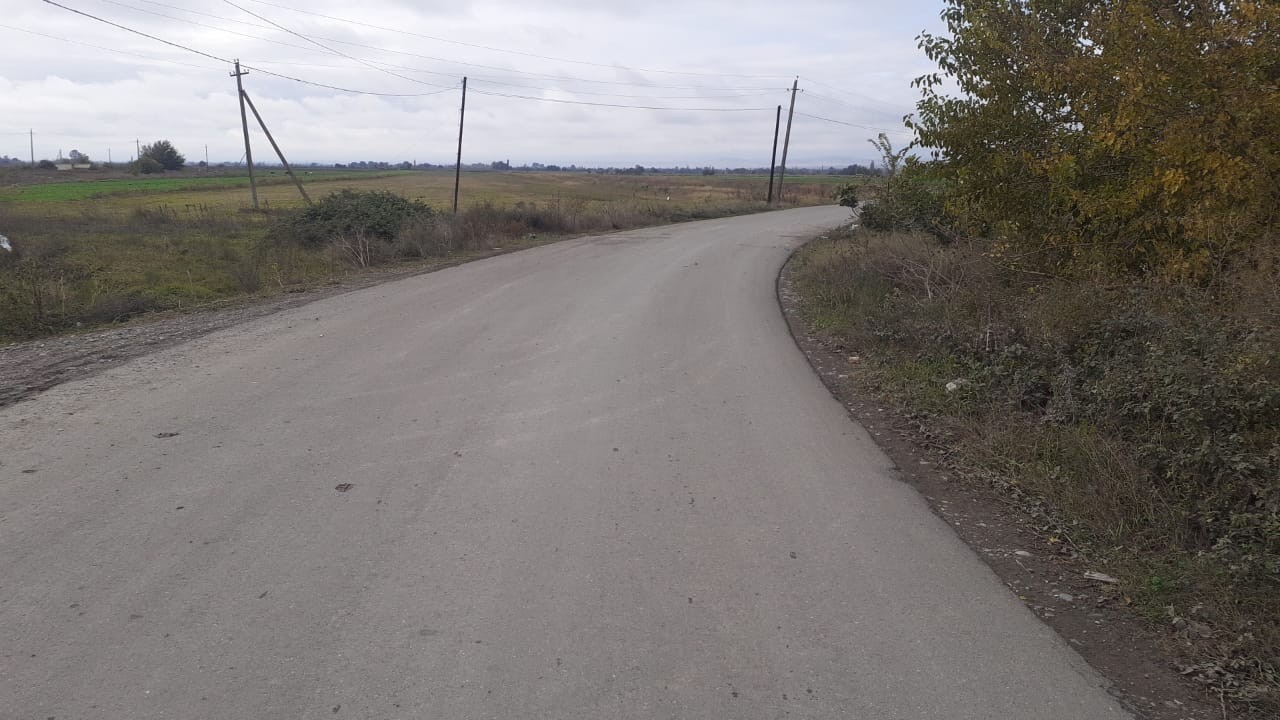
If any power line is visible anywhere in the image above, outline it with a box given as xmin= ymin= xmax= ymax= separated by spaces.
xmin=468 ymin=88 xmax=774 ymax=112
xmin=40 ymin=0 xmax=457 ymax=97
xmin=793 ymin=111 xmax=897 ymax=133
xmin=800 ymin=76 xmax=903 ymax=110
xmin=0 ymin=22 xmax=222 ymax=71
xmin=219 ymin=0 xmax=451 ymax=89
xmin=96 ymin=0 xmax=785 ymax=93
xmin=241 ymin=0 xmax=792 ymax=80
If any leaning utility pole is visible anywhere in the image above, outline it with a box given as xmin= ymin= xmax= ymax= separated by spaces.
xmin=777 ymin=78 xmax=798 ymax=202
xmin=767 ymin=104 xmax=781 ymax=204
xmin=231 ymin=60 xmax=259 ymax=209
xmin=241 ymin=90 xmax=312 ymax=206
xmin=453 ymin=76 xmax=467 ymax=214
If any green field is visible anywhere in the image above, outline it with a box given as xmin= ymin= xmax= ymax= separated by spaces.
xmin=0 ymin=169 xmax=867 ymax=340
xmin=0 ymin=170 xmax=411 ymax=203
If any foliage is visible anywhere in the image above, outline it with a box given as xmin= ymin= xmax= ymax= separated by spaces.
xmin=793 ymin=228 xmax=1280 ymax=708
xmin=277 ymin=189 xmax=434 ymax=247
xmin=36 ymin=160 xmax=56 ymax=170
xmin=835 ymin=183 xmax=859 ymax=209
xmin=140 ymin=140 xmax=185 ymax=171
xmin=858 ymin=160 xmax=950 ymax=238
xmin=137 ymin=156 xmax=164 ymax=175
xmin=910 ymin=0 xmax=1280 ymax=278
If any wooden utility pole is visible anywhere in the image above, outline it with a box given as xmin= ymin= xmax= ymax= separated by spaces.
xmin=29 ymin=129 xmax=34 ymax=166
xmin=453 ymin=76 xmax=467 ymax=214
xmin=135 ymin=138 xmax=141 ymax=161
xmin=241 ymin=90 xmax=312 ymax=206
xmin=231 ymin=60 xmax=259 ymax=209
xmin=777 ymin=78 xmax=798 ymax=202
xmin=767 ymin=104 xmax=781 ymax=204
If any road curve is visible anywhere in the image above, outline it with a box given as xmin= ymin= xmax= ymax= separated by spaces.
xmin=0 ymin=207 xmax=1128 ymax=719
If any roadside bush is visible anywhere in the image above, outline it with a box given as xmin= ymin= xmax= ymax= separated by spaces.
xmin=859 ymin=161 xmax=952 ymax=239
xmin=835 ymin=183 xmax=859 ymax=209
xmin=277 ymin=189 xmax=434 ymax=247
xmin=792 ymin=228 xmax=1280 ymax=707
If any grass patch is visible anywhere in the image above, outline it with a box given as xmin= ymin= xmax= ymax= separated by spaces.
xmin=791 ymin=227 xmax=1280 ymax=711
xmin=0 ymin=171 xmax=839 ymax=341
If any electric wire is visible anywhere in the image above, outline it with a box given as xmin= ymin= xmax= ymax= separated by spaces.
xmin=468 ymin=88 xmax=774 ymax=112
xmin=793 ymin=111 xmax=895 ymax=133
xmin=96 ymin=0 xmax=787 ymax=93
xmin=0 ymin=22 xmax=223 ymax=71
xmin=41 ymin=1 xmax=779 ymax=112
xmin=40 ymin=0 xmax=459 ymax=96
xmin=240 ymin=0 xmax=792 ymax=80
xmin=219 ymin=0 xmax=453 ymax=89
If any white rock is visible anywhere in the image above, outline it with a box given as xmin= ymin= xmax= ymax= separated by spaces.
xmin=945 ymin=378 xmax=968 ymax=393
xmin=0 ymin=235 xmax=11 ymax=252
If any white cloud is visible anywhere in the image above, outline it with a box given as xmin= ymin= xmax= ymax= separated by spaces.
xmin=0 ymin=0 xmax=945 ymax=166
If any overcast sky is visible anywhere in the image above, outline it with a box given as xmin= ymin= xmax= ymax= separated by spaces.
xmin=0 ymin=0 xmax=946 ymax=167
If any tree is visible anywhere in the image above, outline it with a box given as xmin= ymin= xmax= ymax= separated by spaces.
xmin=909 ymin=0 xmax=1280 ymax=277
xmin=68 ymin=149 xmax=89 ymax=163
xmin=140 ymin=140 xmax=185 ymax=171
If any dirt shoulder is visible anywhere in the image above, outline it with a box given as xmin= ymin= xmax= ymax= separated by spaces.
xmin=0 ymin=244 xmax=534 ymax=410
xmin=777 ymin=253 xmax=1230 ymax=720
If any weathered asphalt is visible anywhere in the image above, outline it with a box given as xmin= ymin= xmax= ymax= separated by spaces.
xmin=0 ymin=207 xmax=1130 ymax=719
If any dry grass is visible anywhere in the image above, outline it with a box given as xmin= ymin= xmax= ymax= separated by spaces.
xmin=0 ymin=170 xmax=842 ymax=340
xmin=791 ymin=227 xmax=1280 ymax=712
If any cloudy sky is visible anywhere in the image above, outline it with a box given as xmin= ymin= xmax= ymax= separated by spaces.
xmin=0 ymin=0 xmax=946 ymax=168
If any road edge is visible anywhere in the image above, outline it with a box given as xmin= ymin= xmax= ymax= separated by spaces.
xmin=775 ymin=238 xmax=1229 ymax=720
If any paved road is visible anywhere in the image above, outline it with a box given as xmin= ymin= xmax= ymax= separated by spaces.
xmin=0 ymin=207 xmax=1129 ymax=719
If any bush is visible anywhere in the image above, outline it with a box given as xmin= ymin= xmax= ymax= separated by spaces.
xmin=138 ymin=156 xmax=164 ymax=175
xmin=792 ymin=228 xmax=1280 ymax=707
xmin=277 ymin=189 xmax=434 ymax=247
xmin=835 ymin=183 xmax=859 ymax=209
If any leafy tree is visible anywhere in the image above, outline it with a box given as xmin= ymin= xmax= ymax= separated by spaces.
xmin=140 ymin=140 xmax=185 ymax=171
xmin=909 ymin=0 xmax=1280 ymax=278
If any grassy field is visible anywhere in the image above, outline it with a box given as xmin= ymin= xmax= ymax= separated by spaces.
xmin=0 ymin=169 xmax=863 ymax=340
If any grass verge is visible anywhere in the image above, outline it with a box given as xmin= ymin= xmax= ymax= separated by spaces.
xmin=0 ymin=173 xmax=840 ymax=341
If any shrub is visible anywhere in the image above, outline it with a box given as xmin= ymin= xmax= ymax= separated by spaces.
xmin=793 ymin=228 xmax=1280 ymax=707
xmin=835 ymin=183 xmax=859 ymax=209
xmin=278 ymin=189 xmax=434 ymax=247
xmin=138 ymin=156 xmax=164 ymax=175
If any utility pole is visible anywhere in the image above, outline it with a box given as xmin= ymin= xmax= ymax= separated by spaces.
xmin=205 ymin=144 xmax=209 ymax=172
xmin=241 ymin=90 xmax=312 ymax=206
xmin=231 ymin=59 xmax=259 ymax=209
xmin=108 ymin=148 xmax=112 ymax=165
xmin=135 ymin=138 xmax=141 ymax=160
xmin=29 ymin=129 xmax=34 ymax=166
xmin=453 ymin=76 xmax=467 ymax=214
xmin=767 ymin=104 xmax=781 ymax=204
xmin=777 ymin=78 xmax=798 ymax=203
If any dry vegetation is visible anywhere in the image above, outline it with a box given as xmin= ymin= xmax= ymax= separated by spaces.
xmin=0 ymin=170 xmax=839 ymax=340
xmin=792 ymin=228 xmax=1278 ymax=712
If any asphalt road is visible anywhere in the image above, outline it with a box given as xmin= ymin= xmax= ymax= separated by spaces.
xmin=0 ymin=207 xmax=1130 ymax=719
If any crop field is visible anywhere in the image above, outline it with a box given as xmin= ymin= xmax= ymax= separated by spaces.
xmin=0 ymin=168 xmax=863 ymax=340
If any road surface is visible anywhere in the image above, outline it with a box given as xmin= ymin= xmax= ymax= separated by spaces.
xmin=0 ymin=207 xmax=1129 ymax=719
